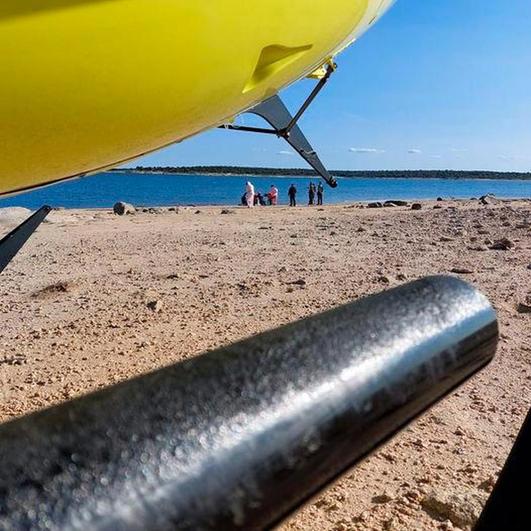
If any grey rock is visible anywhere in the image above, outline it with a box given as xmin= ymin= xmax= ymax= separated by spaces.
xmin=480 ymin=194 xmax=497 ymax=205
xmin=411 ymin=203 xmax=422 ymax=210
xmin=517 ymin=295 xmax=531 ymax=314
xmin=368 ymin=202 xmax=383 ymax=208
xmin=113 ymin=202 xmax=135 ymax=215
xmin=384 ymin=200 xmax=409 ymax=207
xmin=489 ymin=238 xmax=514 ymax=250
xmin=450 ymin=267 xmax=474 ymax=274
xmin=147 ymin=300 xmax=164 ymax=313
xmin=289 ymin=279 xmax=306 ymax=286
xmin=372 ymin=493 xmax=393 ymax=504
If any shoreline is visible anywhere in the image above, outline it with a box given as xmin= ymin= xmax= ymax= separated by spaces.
xmin=2 ymin=197 xmax=529 ymax=212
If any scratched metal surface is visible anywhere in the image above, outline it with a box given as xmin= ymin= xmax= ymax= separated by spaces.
xmin=0 ymin=276 xmax=498 ymax=530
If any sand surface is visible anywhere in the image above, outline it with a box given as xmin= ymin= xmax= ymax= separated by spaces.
xmin=0 ymin=199 xmax=530 ymax=530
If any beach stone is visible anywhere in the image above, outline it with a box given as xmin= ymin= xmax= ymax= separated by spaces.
xmin=478 ymin=476 xmax=497 ymax=493
xmin=411 ymin=203 xmax=422 ymax=210
xmin=421 ymin=489 xmax=486 ymax=529
xmin=113 ymin=202 xmax=135 ymax=216
xmin=450 ymin=267 xmax=474 ymax=274
xmin=372 ymin=493 xmax=393 ymax=504
xmin=437 ymin=197 xmax=444 ymax=201
xmin=368 ymin=202 xmax=383 ymax=208
xmin=517 ymin=295 xmax=531 ymax=314
xmin=291 ymin=279 xmax=306 ymax=286
xmin=480 ymin=194 xmax=497 ymax=205
xmin=147 ymin=300 xmax=164 ymax=313
xmin=385 ymin=200 xmax=409 ymax=207
xmin=220 ymin=209 xmax=234 ymax=215
xmin=489 ymin=238 xmax=514 ymax=250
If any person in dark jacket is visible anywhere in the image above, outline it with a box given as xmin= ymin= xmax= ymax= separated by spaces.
xmin=317 ymin=182 xmax=324 ymax=205
xmin=308 ymin=182 xmax=316 ymax=205
xmin=288 ymin=184 xmax=297 ymax=207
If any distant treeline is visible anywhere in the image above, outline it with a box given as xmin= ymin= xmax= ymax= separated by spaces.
xmin=112 ymin=166 xmax=531 ymax=180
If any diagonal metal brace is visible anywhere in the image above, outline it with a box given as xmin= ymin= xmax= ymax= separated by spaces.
xmin=0 ymin=205 xmax=51 ymax=274
xmin=219 ymin=65 xmax=338 ymax=187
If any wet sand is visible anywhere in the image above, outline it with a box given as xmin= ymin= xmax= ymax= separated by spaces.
xmin=0 ymin=199 xmax=530 ymax=530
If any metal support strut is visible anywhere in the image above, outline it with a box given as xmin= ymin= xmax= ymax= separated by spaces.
xmin=220 ymin=64 xmax=338 ymax=187
xmin=0 ymin=205 xmax=51 ymax=274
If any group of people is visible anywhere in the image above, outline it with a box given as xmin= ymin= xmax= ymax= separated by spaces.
xmin=242 ymin=182 xmax=279 ymax=207
xmin=242 ymin=181 xmax=324 ymax=208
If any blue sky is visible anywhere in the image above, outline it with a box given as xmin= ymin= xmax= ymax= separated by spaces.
xmin=134 ymin=0 xmax=531 ymax=172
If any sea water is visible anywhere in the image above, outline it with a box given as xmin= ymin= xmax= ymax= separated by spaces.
xmin=0 ymin=172 xmax=529 ymax=209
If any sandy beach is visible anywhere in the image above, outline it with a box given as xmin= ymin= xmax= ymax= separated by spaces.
xmin=0 ymin=199 xmax=530 ymax=530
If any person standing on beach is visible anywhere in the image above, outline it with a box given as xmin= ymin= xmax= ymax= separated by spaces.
xmin=268 ymin=184 xmax=279 ymax=205
xmin=317 ymin=182 xmax=324 ymax=205
xmin=245 ymin=181 xmax=255 ymax=208
xmin=308 ymin=182 xmax=316 ymax=206
xmin=288 ymin=184 xmax=297 ymax=207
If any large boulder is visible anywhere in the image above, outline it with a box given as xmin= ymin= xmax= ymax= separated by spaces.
xmin=113 ymin=201 xmax=135 ymax=215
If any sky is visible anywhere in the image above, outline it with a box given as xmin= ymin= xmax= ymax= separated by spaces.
xmin=133 ymin=0 xmax=531 ymax=172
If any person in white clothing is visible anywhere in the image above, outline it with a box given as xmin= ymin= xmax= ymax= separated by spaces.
xmin=245 ymin=181 xmax=255 ymax=208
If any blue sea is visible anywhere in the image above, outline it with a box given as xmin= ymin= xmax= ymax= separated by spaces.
xmin=0 ymin=172 xmax=529 ymax=209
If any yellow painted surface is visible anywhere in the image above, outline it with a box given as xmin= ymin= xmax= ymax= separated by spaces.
xmin=0 ymin=0 xmax=393 ymax=196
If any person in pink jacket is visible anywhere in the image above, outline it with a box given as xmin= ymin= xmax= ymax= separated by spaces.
xmin=268 ymin=184 xmax=279 ymax=205
xmin=245 ymin=181 xmax=255 ymax=208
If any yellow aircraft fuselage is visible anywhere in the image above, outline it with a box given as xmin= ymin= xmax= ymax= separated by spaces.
xmin=0 ymin=0 xmax=394 ymax=196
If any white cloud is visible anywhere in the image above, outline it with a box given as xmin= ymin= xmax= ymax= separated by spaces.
xmin=408 ymin=148 xmax=422 ymax=154
xmin=277 ymin=150 xmax=294 ymax=156
xmin=450 ymin=148 xmax=468 ymax=153
xmin=349 ymin=147 xmax=385 ymax=154
xmin=431 ymin=155 xmax=442 ymax=159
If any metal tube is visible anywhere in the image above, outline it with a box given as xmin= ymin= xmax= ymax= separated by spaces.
xmin=0 ymin=276 xmax=498 ymax=530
